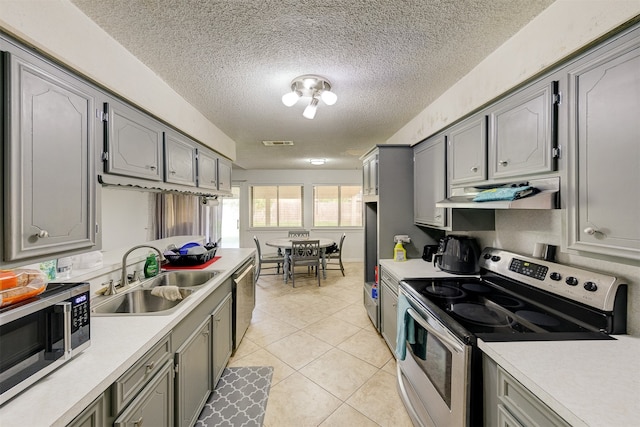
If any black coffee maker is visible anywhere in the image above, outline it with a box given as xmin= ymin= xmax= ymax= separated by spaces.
xmin=433 ymin=235 xmax=481 ymax=274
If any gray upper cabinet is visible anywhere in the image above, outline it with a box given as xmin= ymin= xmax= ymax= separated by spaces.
xmin=566 ymin=27 xmax=640 ymax=261
xmin=488 ymin=78 xmax=558 ymax=180
xmin=414 ymin=135 xmax=446 ymax=228
xmin=164 ymin=130 xmax=196 ymax=187
xmin=198 ymin=149 xmax=218 ymax=190
xmin=104 ymin=99 xmax=164 ymax=181
xmin=362 ymin=153 xmax=378 ymax=196
xmin=3 ymin=50 xmax=98 ymax=262
xmin=217 ymin=157 xmax=232 ymax=193
xmin=448 ymin=115 xmax=487 ymax=185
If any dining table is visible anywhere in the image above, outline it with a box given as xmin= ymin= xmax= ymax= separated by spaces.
xmin=265 ymin=237 xmax=336 ymax=282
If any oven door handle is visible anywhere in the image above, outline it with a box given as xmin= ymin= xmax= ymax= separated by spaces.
xmin=407 ymin=307 xmax=464 ymax=354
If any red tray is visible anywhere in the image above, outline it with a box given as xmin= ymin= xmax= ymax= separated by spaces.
xmin=162 ymin=256 xmax=221 ymax=270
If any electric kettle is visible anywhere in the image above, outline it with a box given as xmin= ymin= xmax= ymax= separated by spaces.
xmin=433 ymin=236 xmax=481 ymax=274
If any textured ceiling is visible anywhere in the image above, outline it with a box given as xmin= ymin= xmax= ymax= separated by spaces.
xmin=70 ymin=0 xmax=554 ymax=170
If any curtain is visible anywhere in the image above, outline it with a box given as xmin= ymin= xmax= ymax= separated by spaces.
xmin=153 ymin=193 xmax=210 ymax=239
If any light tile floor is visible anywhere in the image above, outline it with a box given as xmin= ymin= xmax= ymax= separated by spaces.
xmin=228 ymin=263 xmax=413 ymax=427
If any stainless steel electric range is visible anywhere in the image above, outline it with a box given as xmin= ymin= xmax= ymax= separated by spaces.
xmin=396 ymin=247 xmax=627 ymax=427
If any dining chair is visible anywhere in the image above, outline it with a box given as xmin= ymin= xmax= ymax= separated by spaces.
xmin=287 ymin=240 xmax=321 ymax=287
xmin=253 ymin=236 xmax=284 ymax=282
xmin=288 ymin=230 xmax=310 ymax=238
xmin=324 ymin=233 xmax=346 ymax=276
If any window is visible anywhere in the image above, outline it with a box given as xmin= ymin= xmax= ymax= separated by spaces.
xmin=251 ymin=185 xmax=303 ymax=227
xmin=313 ymin=185 xmax=362 ymax=227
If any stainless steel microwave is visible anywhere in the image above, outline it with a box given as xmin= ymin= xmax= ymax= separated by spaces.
xmin=0 ymin=282 xmax=90 ymax=405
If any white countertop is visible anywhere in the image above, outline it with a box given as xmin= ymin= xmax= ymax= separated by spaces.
xmin=0 ymin=248 xmax=255 ymax=427
xmin=480 ymin=336 xmax=640 ymax=426
xmin=379 ymin=258 xmax=478 ymax=280
xmin=380 ymin=258 xmax=640 ymax=426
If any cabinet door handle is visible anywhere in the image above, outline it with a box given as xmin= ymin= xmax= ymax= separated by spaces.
xmin=145 ymin=361 xmax=155 ymax=374
xmin=149 ymin=165 xmax=157 ymax=171
xmin=133 ymin=417 xmax=144 ymax=427
xmin=170 ymin=170 xmax=176 ymax=175
xmin=35 ymin=230 xmax=49 ymax=238
xmin=470 ymin=166 xmax=478 ymax=173
xmin=499 ymin=160 xmax=508 ymax=166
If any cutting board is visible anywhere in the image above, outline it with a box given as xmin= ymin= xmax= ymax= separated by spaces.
xmin=162 ymin=256 xmax=221 ymax=270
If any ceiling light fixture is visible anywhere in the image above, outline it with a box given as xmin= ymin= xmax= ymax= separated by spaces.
xmin=282 ymin=74 xmax=337 ymax=119
xmin=309 ymin=158 xmax=326 ymax=165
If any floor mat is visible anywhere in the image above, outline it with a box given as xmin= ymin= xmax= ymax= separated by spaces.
xmin=195 ymin=366 xmax=273 ymax=427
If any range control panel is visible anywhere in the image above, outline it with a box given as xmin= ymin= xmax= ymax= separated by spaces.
xmin=479 ymin=247 xmax=622 ymax=311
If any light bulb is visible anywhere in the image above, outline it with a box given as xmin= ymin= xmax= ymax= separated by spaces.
xmin=303 ymin=98 xmax=319 ymax=119
xmin=320 ymin=90 xmax=337 ymax=106
xmin=310 ymin=159 xmax=326 ymax=165
xmin=282 ymin=91 xmax=300 ymax=107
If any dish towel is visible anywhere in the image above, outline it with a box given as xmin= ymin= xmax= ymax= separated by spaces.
xmin=395 ymin=293 xmax=415 ymax=360
xmin=473 ymin=185 xmax=536 ymax=202
xmin=150 ymin=286 xmax=183 ymax=301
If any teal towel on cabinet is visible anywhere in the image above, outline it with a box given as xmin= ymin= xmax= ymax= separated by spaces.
xmin=472 ymin=186 xmax=535 ymax=202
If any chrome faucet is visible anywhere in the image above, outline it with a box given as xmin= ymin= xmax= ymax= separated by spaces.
xmin=120 ymin=245 xmax=166 ymax=290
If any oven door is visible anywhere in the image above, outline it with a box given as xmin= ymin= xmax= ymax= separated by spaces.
xmin=397 ymin=289 xmax=471 ymax=427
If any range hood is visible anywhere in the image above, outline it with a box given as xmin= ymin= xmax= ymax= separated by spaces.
xmin=436 ymin=177 xmax=559 ymax=210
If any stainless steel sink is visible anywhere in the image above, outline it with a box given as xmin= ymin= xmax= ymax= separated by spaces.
xmin=141 ymin=270 xmax=219 ymax=289
xmin=92 ymin=270 xmax=220 ymax=316
xmin=92 ymin=288 xmax=192 ymax=315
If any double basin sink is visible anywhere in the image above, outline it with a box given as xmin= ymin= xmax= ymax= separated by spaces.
xmin=92 ymin=270 xmax=219 ymax=316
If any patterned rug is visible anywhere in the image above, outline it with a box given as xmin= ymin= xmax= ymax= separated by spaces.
xmin=195 ymin=366 xmax=273 ymax=427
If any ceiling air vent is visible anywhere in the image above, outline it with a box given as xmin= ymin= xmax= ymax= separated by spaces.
xmin=262 ymin=140 xmax=294 ymax=146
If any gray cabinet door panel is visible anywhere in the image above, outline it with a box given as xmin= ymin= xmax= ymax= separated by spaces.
xmin=164 ymin=131 xmax=196 ymax=186
xmin=567 ymin=34 xmax=640 ymax=258
xmin=114 ymin=360 xmax=174 ymax=427
xmin=414 ymin=136 xmax=446 ymax=227
xmin=198 ymin=150 xmax=218 ymax=190
xmin=212 ymin=294 xmax=233 ymax=386
xmin=175 ymin=317 xmax=212 ymax=427
xmin=449 ymin=115 xmax=487 ymax=185
xmin=217 ymin=157 xmax=232 ymax=193
xmin=105 ymin=100 xmax=163 ymax=181
xmin=489 ymin=80 xmax=557 ymax=180
xmin=5 ymin=52 xmax=96 ymax=260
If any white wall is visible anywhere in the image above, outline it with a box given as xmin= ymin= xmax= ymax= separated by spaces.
xmin=0 ymin=0 xmax=235 ymax=160
xmin=100 ymin=188 xmax=155 ymax=251
xmin=232 ymin=169 xmax=364 ymax=261
xmin=387 ymin=1 xmax=640 ymax=145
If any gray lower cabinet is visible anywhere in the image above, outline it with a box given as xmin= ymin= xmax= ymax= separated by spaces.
xmin=164 ymin=130 xmax=197 ymax=186
xmin=566 ymin=26 xmax=640 ymax=261
xmin=175 ymin=317 xmax=212 ymax=427
xmin=212 ymin=293 xmax=233 ymax=386
xmin=66 ymin=394 xmax=106 ymax=427
xmin=113 ymin=360 xmax=174 ymax=427
xmin=414 ymin=134 xmax=446 ymax=228
xmin=488 ymin=76 xmax=558 ymax=180
xmin=448 ymin=115 xmax=487 ymax=185
xmin=104 ymin=98 xmax=164 ymax=181
xmin=2 ymin=48 xmax=98 ymax=262
xmin=483 ymin=355 xmax=570 ymax=427
xmin=379 ymin=268 xmax=399 ymax=353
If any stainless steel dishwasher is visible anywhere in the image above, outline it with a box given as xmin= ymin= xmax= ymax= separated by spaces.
xmin=232 ymin=259 xmax=255 ymax=352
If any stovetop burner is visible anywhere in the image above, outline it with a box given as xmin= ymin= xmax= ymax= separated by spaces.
xmin=422 ymin=283 xmax=465 ymax=299
xmin=449 ymin=302 xmax=514 ymax=327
